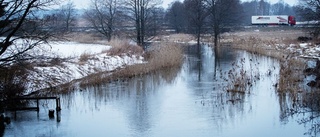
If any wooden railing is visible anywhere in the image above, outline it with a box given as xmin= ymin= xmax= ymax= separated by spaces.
xmin=11 ymin=97 xmax=61 ymax=112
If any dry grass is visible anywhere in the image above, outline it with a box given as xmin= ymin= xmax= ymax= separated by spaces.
xmin=153 ymin=34 xmax=194 ymax=43
xmin=79 ymin=42 xmax=184 ymax=87
xmin=145 ymin=42 xmax=184 ymax=68
xmin=79 ymin=52 xmax=91 ymax=62
xmin=222 ymin=58 xmax=254 ymax=95
xmin=223 ymin=31 xmax=300 ymax=61
xmin=64 ymin=32 xmax=106 ymax=44
xmin=226 ymin=30 xmax=320 ymax=134
xmin=106 ymin=37 xmax=144 ymax=56
xmin=277 ymin=57 xmax=306 ymax=93
xmin=221 ymin=29 xmax=311 ymax=95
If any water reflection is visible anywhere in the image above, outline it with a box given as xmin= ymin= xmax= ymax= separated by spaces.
xmin=3 ymin=44 xmax=311 ymax=137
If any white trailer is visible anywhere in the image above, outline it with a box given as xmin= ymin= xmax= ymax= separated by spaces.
xmin=251 ymin=15 xmax=296 ymax=26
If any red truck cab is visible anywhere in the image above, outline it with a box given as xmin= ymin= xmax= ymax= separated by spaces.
xmin=288 ymin=16 xmax=296 ymax=26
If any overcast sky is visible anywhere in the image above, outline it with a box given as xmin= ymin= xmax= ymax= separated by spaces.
xmin=69 ymin=0 xmax=298 ymax=9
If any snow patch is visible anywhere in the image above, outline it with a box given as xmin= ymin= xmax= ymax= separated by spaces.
xmin=24 ymin=41 xmax=145 ymax=94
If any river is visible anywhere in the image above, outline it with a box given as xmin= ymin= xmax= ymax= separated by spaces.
xmin=3 ymin=45 xmax=310 ymax=137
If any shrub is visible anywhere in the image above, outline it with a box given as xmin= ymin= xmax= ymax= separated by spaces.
xmin=79 ymin=52 xmax=91 ymax=62
xmin=0 ymin=63 xmax=30 ymax=100
xmin=297 ymin=36 xmax=312 ymax=42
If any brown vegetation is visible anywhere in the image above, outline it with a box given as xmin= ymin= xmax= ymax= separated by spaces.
xmin=64 ymin=32 xmax=106 ymax=44
xmin=220 ymin=29 xmax=320 ymax=134
xmin=153 ymin=34 xmax=194 ymax=43
xmin=79 ymin=42 xmax=184 ymax=87
xmin=106 ymin=38 xmax=144 ymax=56
xmin=79 ymin=52 xmax=91 ymax=63
xmin=223 ymin=58 xmax=252 ymax=94
xmin=220 ymin=29 xmax=310 ymax=93
xmin=0 ymin=63 xmax=31 ymax=99
xmin=221 ymin=30 xmax=304 ymax=60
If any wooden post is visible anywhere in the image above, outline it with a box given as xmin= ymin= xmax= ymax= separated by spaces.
xmin=48 ymin=109 xmax=54 ymax=118
xmin=36 ymin=99 xmax=39 ymax=112
xmin=56 ymin=97 xmax=61 ymax=111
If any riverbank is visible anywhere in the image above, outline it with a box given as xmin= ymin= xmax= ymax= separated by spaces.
xmin=24 ymin=38 xmax=184 ymax=95
xmin=220 ymin=29 xmax=320 ymax=93
xmin=22 ymin=40 xmax=144 ymax=95
xmin=155 ymin=29 xmax=320 ymax=92
xmin=5 ymin=29 xmax=318 ymax=95
xmin=78 ymin=42 xmax=184 ymax=88
xmin=221 ymin=30 xmax=319 ymax=60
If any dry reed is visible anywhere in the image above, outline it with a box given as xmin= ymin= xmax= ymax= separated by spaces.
xmin=79 ymin=52 xmax=91 ymax=62
xmin=220 ymin=30 xmax=310 ymax=94
xmin=79 ymin=42 xmax=184 ymax=87
xmin=106 ymin=37 xmax=144 ymax=56
xmin=64 ymin=32 xmax=106 ymax=44
xmin=154 ymin=34 xmax=194 ymax=43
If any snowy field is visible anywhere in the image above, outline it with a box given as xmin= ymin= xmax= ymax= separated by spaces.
xmin=23 ymin=41 xmax=145 ymax=94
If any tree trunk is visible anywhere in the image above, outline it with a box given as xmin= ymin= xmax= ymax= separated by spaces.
xmin=197 ymin=31 xmax=201 ymax=54
xmin=214 ymin=33 xmax=219 ymax=47
xmin=214 ymin=24 xmax=220 ymax=47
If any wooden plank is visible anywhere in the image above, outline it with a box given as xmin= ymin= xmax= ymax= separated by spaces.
xmin=13 ymin=97 xmax=58 ymax=100
xmin=10 ymin=107 xmax=38 ymax=111
xmin=8 ymin=96 xmax=61 ymax=113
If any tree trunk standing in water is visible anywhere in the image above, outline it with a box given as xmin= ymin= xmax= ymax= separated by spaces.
xmin=207 ymin=0 xmax=223 ymax=47
xmin=184 ymin=0 xmax=208 ymax=53
xmin=213 ymin=23 xmax=220 ymax=47
xmin=140 ymin=5 xmax=145 ymax=46
xmin=205 ymin=0 xmax=242 ymax=79
xmin=206 ymin=0 xmax=243 ymax=47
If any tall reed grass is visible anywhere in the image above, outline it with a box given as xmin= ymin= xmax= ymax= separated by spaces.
xmin=221 ymin=30 xmax=308 ymax=93
xmin=106 ymin=37 xmax=144 ymax=56
xmin=79 ymin=42 xmax=184 ymax=87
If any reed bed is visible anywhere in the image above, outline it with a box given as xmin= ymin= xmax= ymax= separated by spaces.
xmin=79 ymin=42 xmax=184 ymax=87
xmin=221 ymin=30 xmax=320 ymax=133
xmin=221 ymin=30 xmax=309 ymax=92
xmin=106 ymin=37 xmax=144 ymax=56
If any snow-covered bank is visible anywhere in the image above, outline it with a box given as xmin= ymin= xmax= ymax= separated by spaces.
xmin=25 ymin=41 xmax=145 ymax=94
xmin=221 ymin=30 xmax=320 ymax=60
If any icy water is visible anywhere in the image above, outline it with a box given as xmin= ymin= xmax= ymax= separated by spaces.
xmin=3 ymin=45 xmax=310 ymax=137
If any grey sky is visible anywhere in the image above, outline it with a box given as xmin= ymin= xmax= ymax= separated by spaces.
xmin=69 ymin=0 xmax=298 ymax=9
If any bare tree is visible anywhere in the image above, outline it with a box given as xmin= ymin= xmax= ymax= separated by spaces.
xmin=0 ymin=0 xmax=56 ymax=65
xmin=206 ymin=0 xmax=242 ymax=46
xmin=242 ymin=1 xmax=258 ymax=25
xmin=271 ymin=0 xmax=295 ymax=15
xmin=85 ymin=0 xmax=120 ymax=40
xmin=258 ymin=0 xmax=270 ymax=15
xmin=296 ymin=0 xmax=320 ymax=37
xmin=184 ymin=0 xmax=208 ymax=46
xmin=122 ymin=0 xmax=162 ymax=47
xmin=57 ymin=0 xmax=77 ymax=32
xmin=166 ymin=1 xmax=187 ymax=33
xmin=146 ymin=7 xmax=165 ymax=37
